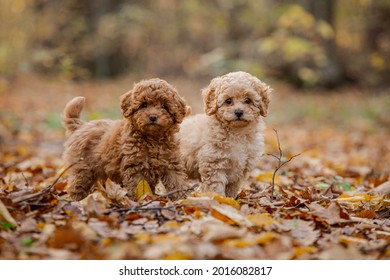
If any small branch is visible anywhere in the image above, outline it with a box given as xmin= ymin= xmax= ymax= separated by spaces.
xmin=106 ymin=185 xmax=197 ymax=217
xmin=267 ymin=129 xmax=300 ymax=201
xmin=141 ymin=184 xmax=198 ymax=208
xmin=13 ymin=160 xmax=81 ymax=204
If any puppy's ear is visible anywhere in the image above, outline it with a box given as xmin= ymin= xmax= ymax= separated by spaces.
xmin=172 ymin=93 xmax=189 ymax=124
xmin=253 ymin=81 xmax=272 ymax=117
xmin=120 ymin=90 xmax=133 ymax=118
xmin=202 ymin=77 xmax=220 ymax=116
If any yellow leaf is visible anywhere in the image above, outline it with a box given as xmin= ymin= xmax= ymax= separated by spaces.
xmin=164 ymin=220 xmax=181 ymax=228
xmin=338 ymin=235 xmax=367 ymax=246
xmin=223 ymin=239 xmax=253 ymax=248
xmin=100 ymin=238 xmax=112 ymax=246
xmin=214 ymin=195 xmax=240 ymax=210
xmin=256 ymin=172 xmax=281 ymax=185
xmin=0 ymin=200 xmax=17 ymax=228
xmin=336 ymin=193 xmax=376 ymax=203
xmin=152 ymin=234 xmax=180 ymax=243
xmin=194 ymin=210 xmax=203 ymax=219
xmin=164 ymin=250 xmax=192 ymax=260
xmin=134 ymin=233 xmax=152 ymax=244
xmin=36 ymin=221 xmax=45 ymax=230
xmin=247 ymin=213 xmax=274 ymax=228
xmin=255 ymin=232 xmax=276 ymax=245
xmin=294 ymin=246 xmax=317 ymax=257
xmin=135 ymin=180 xmax=153 ymax=200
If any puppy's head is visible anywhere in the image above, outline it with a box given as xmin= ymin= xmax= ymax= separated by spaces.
xmin=121 ymin=78 xmax=188 ymax=137
xmin=203 ymin=71 xmax=271 ymax=127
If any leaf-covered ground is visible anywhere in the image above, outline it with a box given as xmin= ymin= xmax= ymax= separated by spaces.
xmin=0 ymin=74 xmax=389 ymax=259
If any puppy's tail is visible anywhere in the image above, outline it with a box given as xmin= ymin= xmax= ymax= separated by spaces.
xmin=62 ymin=96 xmax=86 ymax=134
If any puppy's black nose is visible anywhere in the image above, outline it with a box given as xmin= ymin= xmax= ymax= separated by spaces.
xmin=149 ymin=115 xmax=157 ymax=122
xmin=235 ymin=110 xmax=244 ymax=118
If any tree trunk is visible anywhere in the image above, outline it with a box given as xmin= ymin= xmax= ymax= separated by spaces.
xmin=297 ymin=0 xmax=344 ymax=87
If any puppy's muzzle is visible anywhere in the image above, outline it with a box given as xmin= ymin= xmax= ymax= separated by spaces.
xmin=234 ymin=109 xmax=244 ymax=119
xmin=149 ymin=115 xmax=158 ymax=123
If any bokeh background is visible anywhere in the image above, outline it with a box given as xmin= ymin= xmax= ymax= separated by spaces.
xmin=1 ymin=0 xmax=389 ymax=86
xmin=0 ymin=0 xmax=390 ymax=173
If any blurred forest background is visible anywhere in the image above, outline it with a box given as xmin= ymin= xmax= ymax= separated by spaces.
xmin=1 ymin=0 xmax=390 ymax=261
xmin=0 ymin=0 xmax=389 ymax=88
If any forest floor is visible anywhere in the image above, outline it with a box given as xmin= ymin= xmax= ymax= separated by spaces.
xmin=0 ymin=73 xmax=389 ymax=259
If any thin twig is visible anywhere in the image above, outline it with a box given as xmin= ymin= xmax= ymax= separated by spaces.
xmin=141 ymin=184 xmax=197 ymax=208
xmin=106 ymin=185 xmax=197 ymax=216
xmin=267 ymin=129 xmax=300 ymax=201
xmin=14 ymin=160 xmax=81 ymax=204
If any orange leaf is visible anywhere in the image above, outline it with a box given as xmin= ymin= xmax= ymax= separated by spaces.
xmin=211 ymin=208 xmax=236 ymax=225
xmin=223 ymin=239 xmax=253 ymax=248
xmin=211 ymin=204 xmax=253 ymax=227
xmin=294 ymin=246 xmax=317 ymax=257
xmin=247 ymin=213 xmax=274 ymax=228
xmin=256 ymin=172 xmax=282 ymax=184
xmin=255 ymin=232 xmax=276 ymax=245
xmin=214 ymin=195 xmax=240 ymax=210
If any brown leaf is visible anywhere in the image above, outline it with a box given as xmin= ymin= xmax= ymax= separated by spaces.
xmin=47 ymin=225 xmax=86 ymax=250
xmin=203 ymin=222 xmax=247 ymax=242
xmin=309 ymin=201 xmax=350 ymax=225
xmin=282 ymin=219 xmax=319 ymax=246
xmin=373 ymin=181 xmax=390 ymax=196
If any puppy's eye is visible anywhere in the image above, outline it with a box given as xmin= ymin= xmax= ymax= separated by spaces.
xmin=141 ymin=102 xmax=148 ymax=108
xmin=244 ymin=98 xmax=251 ymax=104
xmin=161 ymin=104 xmax=168 ymax=110
xmin=225 ymin=98 xmax=232 ymax=105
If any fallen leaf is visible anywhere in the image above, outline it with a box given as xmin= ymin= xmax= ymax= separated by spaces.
xmin=211 ymin=204 xmax=253 ymax=227
xmin=309 ymin=201 xmax=350 ymax=225
xmin=256 ymin=172 xmax=282 ymax=185
xmin=293 ymin=246 xmax=317 ymax=258
xmin=337 ymin=193 xmax=376 ymax=203
xmin=213 ymin=195 xmax=240 ymax=210
xmin=222 ymin=239 xmax=253 ymax=248
xmin=203 ymin=223 xmax=246 ymax=242
xmin=211 ymin=208 xmax=235 ymax=225
xmin=372 ymin=181 xmax=390 ymax=196
xmin=338 ymin=235 xmax=368 ymax=246
xmin=102 ymin=179 xmax=132 ymax=207
xmin=283 ymin=219 xmax=319 ymax=246
xmin=136 ymin=180 xmax=153 ymax=200
xmin=0 ymin=199 xmax=17 ymax=228
xmin=255 ymin=232 xmax=276 ymax=245
xmin=247 ymin=213 xmax=274 ymax=228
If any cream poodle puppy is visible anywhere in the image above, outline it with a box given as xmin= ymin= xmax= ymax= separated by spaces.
xmin=177 ymin=71 xmax=271 ymax=197
xmin=62 ymin=78 xmax=189 ymax=201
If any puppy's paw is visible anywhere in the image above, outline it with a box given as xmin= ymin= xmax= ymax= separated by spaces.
xmin=68 ymin=189 xmax=90 ymax=201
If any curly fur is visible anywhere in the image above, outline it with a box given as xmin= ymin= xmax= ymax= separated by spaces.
xmin=177 ymin=71 xmax=272 ymax=197
xmin=62 ymin=78 xmax=189 ymax=201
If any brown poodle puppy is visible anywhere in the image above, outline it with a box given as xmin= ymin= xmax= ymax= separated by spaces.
xmin=62 ymin=78 xmax=189 ymax=201
xmin=177 ymin=71 xmax=272 ymax=197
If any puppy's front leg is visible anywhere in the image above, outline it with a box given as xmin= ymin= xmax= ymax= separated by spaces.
xmin=198 ymin=157 xmax=229 ymax=196
xmin=122 ymin=166 xmax=145 ymax=201
xmin=161 ymin=163 xmax=189 ymax=200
